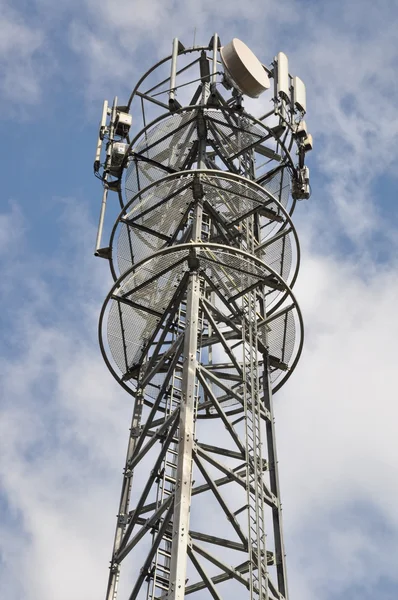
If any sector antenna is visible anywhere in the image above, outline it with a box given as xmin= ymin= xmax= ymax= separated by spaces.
xmin=93 ymin=35 xmax=313 ymax=600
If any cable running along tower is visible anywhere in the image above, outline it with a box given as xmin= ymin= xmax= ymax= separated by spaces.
xmin=93 ymin=35 xmax=312 ymax=600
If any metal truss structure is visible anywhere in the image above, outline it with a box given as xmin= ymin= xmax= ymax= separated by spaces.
xmin=93 ymin=34 xmax=312 ymax=600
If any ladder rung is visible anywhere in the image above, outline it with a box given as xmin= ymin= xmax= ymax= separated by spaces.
xmin=165 ymin=459 xmax=177 ymax=468
xmin=153 ymin=581 xmax=169 ymax=591
xmin=166 ymin=448 xmax=178 ymax=456
xmin=164 ymin=475 xmax=176 ymax=484
xmin=153 ymin=564 xmax=170 ymax=575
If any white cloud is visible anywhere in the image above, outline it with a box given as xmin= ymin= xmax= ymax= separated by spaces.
xmin=67 ymin=0 xmax=299 ymax=103
xmin=275 ymin=245 xmax=398 ymax=597
xmin=0 ymin=202 xmax=25 ymax=253
xmin=287 ymin=10 xmax=398 ymax=242
xmin=2 ymin=2 xmax=398 ymax=599
xmin=0 ymin=200 xmax=129 ymax=600
xmin=0 ymin=1 xmax=48 ymax=108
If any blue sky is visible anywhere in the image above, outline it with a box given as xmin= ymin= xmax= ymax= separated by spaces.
xmin=1 ymin=1 xmax=398 ymax=599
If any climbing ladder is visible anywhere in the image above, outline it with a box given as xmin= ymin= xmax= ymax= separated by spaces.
xmin=242 ymin=214 xmax=269 ymax=600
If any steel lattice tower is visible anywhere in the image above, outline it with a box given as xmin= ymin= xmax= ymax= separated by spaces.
xmin=93 ymin=34 xmax=312 ymax=600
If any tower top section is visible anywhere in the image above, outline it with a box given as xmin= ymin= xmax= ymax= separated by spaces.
xmin=93 ymin=33 xmax=313 ymax=400
xmin=94 ymin=35 xmax=312 ymax=210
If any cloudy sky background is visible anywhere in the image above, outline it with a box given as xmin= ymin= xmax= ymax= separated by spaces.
xmin=1 ymin=0 xmax=398 ymax=599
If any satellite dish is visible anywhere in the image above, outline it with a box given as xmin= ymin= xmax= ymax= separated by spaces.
xmin=220 ymin=38 xmax=270 ymax=98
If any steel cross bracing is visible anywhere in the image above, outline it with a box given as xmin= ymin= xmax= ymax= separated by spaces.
xmin=95 ymin=35 xmax=310 ymax=600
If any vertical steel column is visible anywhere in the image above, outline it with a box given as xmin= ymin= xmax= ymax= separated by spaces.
xmin=168 ymin=103 xmax=207 ymax=597
xmin=263 ymin=353 xmax=289 ymax=599
xmin=168 ymin=202 xmax=202 ymax=600
xmin=106 ymin=391 xmax=145 ymax=600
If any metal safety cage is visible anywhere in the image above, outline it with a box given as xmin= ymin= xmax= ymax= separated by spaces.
xmin=99 ymin=242 xmax=303 ymax=402
xmin=109 ymin=169 xmax=300 ymax=291
xmin=121 ymin=105 xmax=297 ymax=212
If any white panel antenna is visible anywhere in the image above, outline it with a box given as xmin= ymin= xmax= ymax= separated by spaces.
xmin=94 ymin=100 xmax=108 ymax=172
xmin=296 ymin=120 xmax=308 ymax=138
xmin=114 ymin=112 xmax=132 ymax=137
xmin=110 ymin=142 xmax=128 ymax=175
xmin=293 ymin=76 xmax=306 ymax=113
xmin=303 ymin=133 xmax=313 ymax=152
xmin=277 ymin=52 xmax=290 ymax=100
xmin=220 ymin=38 xmax=270 ymax=98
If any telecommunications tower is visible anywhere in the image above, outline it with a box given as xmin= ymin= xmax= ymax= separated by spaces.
xmin=93 ymin=35 xmax=312 ymax=600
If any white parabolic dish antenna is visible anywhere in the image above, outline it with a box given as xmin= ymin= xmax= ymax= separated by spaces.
xmin=220 ymin=38 xmax=270 ymax=98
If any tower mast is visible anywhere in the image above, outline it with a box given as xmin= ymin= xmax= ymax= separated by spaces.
xmin=93 ymin=35 xmax=312 ymax=600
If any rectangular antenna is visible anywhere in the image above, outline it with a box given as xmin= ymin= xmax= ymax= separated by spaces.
xmin=211 ymin=33 xmax=219 ymax=85
xmin=293 ymin=76 xmax=306 ymax=113
xmin=94 ymin=100 xmax=108 ymax=171
xmin=95 ymin=97 xmax=117 ymax=256
xmin=277 ymin=52 xmax=290 ymax=101
xmin=169 ymin=38 xmax=179 ymax=108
